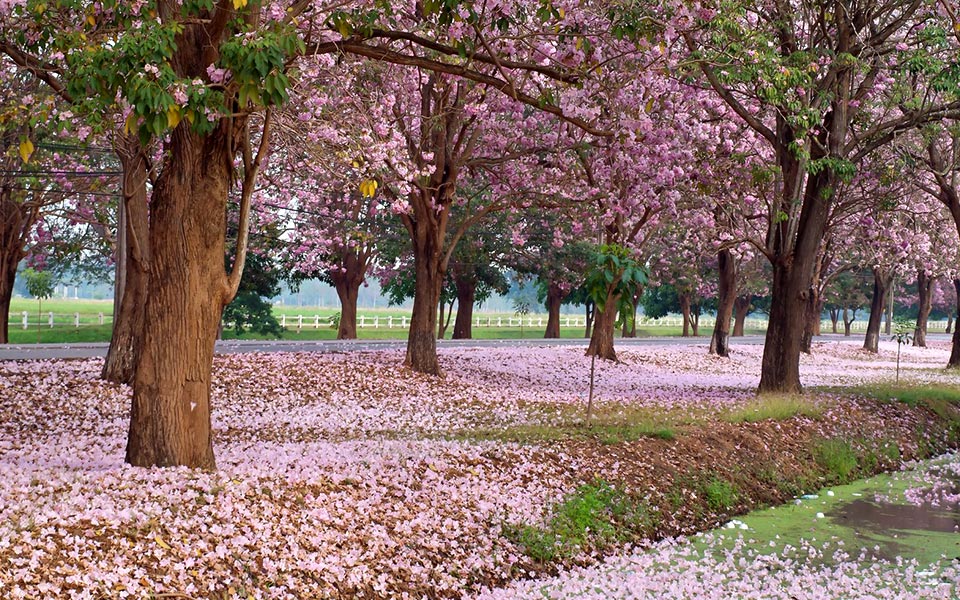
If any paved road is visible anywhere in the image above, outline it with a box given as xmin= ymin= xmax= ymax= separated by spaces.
xmin=1 ymin=333 xmax=952 ymax=361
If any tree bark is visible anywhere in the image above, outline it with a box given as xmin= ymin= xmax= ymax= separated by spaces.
xmin=710 ymin=249 xmax=736 ymax=356
xmin=862 ymin=268 xmax=891 ymax=353
xmin=842 ymin=308 xmax=854 ymax=336
xmin=947 ymin=314 xmax=953 ymax=334
xmin=732 ymin=295 xmax=751 ymax=337
xmin=405 ymin=219 xmax=444 ymax=373
xmin=102 ymin=140 xmax=150 ymax=383
xmin=0 ymin=186 xmax=31 ymax=344
xmin=758 ymin=165 xmax=836 ymax=394
xmin=584 ymin=301 xmax=594 ymax=338
xmin=586 ymin=291 xmax=619 ymax=360
xmin=950 ymin=279 xmax=960 ymax=368
xmin=126 ymin=124 xmax=237 ymax=469
xmin=329 ymin=250 xmax=368 ymax=340
xmin=452 ymin=276 xmax=475 ymax=339
xmin=829 ymin=308 xmax=839 ymax=333
xmin=913 ymin=269 xmax=933 ymax=348
xmin=680 ymin=293 xmax=692 ymax=337
xmin=544 ymin=282 xmax=564 ymax=338
xmin=800 ymin=288 xmax=820 ymax=354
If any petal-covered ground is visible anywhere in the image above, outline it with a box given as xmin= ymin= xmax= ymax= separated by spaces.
xmin=0 ymin=340 xmax=958 ymax=598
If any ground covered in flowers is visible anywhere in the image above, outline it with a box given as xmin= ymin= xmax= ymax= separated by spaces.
xmin=0 ymin=340 xmax=958 ymax=598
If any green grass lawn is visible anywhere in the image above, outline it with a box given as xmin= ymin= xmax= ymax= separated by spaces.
xmin=5 ymin=297 xmax=767 ymax=344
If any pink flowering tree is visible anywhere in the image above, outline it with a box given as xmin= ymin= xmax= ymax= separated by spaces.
xmin=1 ymin=0 xmax=605 ymax=467
xmin=679 ymin=0 xmax=960 ymax=392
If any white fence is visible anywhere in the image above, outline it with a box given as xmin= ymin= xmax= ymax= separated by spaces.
xmin=13 ymin=311 xmax=111 ymax=329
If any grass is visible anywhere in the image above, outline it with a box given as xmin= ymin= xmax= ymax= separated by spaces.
xmin=812 ymin=438 xmax=859 ymax=482
xmin=5 ymin=298 xmax=769 ymax=344
xmin=723 ymin=393 xmax=824 ymax=424
xmin=703 ymin=476 xmax=739 ymax=511
xmin=504 ymin=480 xmax=656 ymax=563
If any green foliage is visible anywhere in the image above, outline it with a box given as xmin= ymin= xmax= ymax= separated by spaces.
xmin=21 ymin=268 xmax=55 ymax=300
xmin=703 ymin=476 xmax=738 ymax=511
xmin=505 ymin=480 xmax=655 ymax=563
xmin=812 ymin=439 xmax=858 ymax=482
xmin=583 ymin=244 xmax=647 ymax=313
xmin=14 ymin=0 xmax=303 ymax=144
xmin=223 ymin=253 xmax=282 ymax=337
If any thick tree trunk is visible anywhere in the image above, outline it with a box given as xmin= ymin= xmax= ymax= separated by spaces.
xmin=710 ymin=250 xmax=737 ymax=356
xmin=586 ymin=291 xmax=619 ymax=360
xmin=758 ymin=168 xmax=835 ymax=394
xmin=913 ymin=269 xmax=933 ymax=348
xmin=333 ymin=280 xmax=360 ymax=340
xmin=329 ymin=251 xmax=367 ymax=340
xmin=0 ymin=187 xmax=29 ymax=345
xmin=946 ymin=314 xmax=953 ymax=334
xmin=691 ymin=309 xmax=700 ymax=337
xmin=829 ymin=308 xmax=839 ymax=333
xmin=950 ymin=279 xmax=960 ymax=368
xmin=0 ymin=257 xmax=16 ymax=344
xmin=863 ymin=268 xmax=891 ymax=353
xmin=103 ymin=143 xmax=150 ymax=383
xmin=452 ymin=276 xmax=475 ymax=339
xmin=544 ymin=282 xmax=564 ymax=338
xmin=732 ymin=295 xmax=751 ymax=337
xmin=405 ymin=225 xmax=444 ymax=374
xmin=843 ymin=308 xmax=853 ymax=336
xmin=680 ymin=293 xmax=692 ymax=337
xmin=126 ymin=126 xmax=235 ymax=469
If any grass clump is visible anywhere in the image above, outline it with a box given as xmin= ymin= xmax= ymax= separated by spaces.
xmin=505 ymin=480 xmax=655 ymax=563
xmin=812 ymin=438 xmax=858 ymax=482
xmin=724 ymin=394 xmax=823 ymax=424
xmin=703 ymin=476 xmax=739 ymax=511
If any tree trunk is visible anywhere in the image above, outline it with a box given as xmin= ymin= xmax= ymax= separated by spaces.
xmin=584 ymin=301 xmax=594 ymax=338
xmin=863 ymin=268 xmax=891 ymax=353
xmin=333 ymin=279 xmax=360 ymax=340
xmin=710 ymin=249 xmax=736 ymax=356
xmin=329 ymin=250 xmax=368 ymax=340
xmin=405 ymin=219 xmax=444 ymax=373
xmin=758 ymin=168 xmax=835 ymax=394
xmin=0 ymin=186 xmax=29 ymax=345
xmin=946 ymin=314 xmax=953 ymax=334
xmin=691 ymin=308 xmax=700 ymax=337
xmin=126 ymin=125 xmax=236 ymax=469
xmin=680 ymin=293 xmax=692 ymax=337
xmin=586 ymin=291 xmax=619 ymax=360
xmin=732 ymin=295 xmax=751 ymax=337
xmin=102 ymin=142 xmax=150 ymax=383
xmin=544 ymin=282 xmax=564 ymax=338
xmin=830 ymin=308 xmax=839 ymax=333
xmin=800 ymin=287 xmax=821 ymax=354
xmin=0 ymin=256 xmax=16 ymax=344
xmin=913 ymin=269 xmax=933 ymax=348
xmin=452 ymin=276 xmax=475 ymax=339
xmin=949 ymin=279 xmax=960 ymax=368
xmin=843 ymin=308 xmax=853 ymax=336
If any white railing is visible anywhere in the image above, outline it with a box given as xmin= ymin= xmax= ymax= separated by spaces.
xmin=12 ymin=311 xmax=112 ymax=330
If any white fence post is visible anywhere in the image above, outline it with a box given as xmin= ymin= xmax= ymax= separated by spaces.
xmin=22 ymin=311 xmax=28 ymax=329
xmin=402 ymin=316 xmax=407 ymax=328
xmin=280 ymin=314 xmax=286 ymax=328
xmin=297 ymin=315 xmax=303 ymax=331
xmin=315 ymin=315 xmax=320 ymax=328
xmin=74 ymin=313 xmax=80 ymax=328
xmin=48 ymin=312 xmax=54 ymax=328
xmin=388 ymin=316 xmax=394 ymax=328
xmin=497 ymin=317 xmax=502 ymax=326
xmin=360 ymin=316 xmax=366 ymax=328
xmin=374 ymin=316 xmax=379 ymax=329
